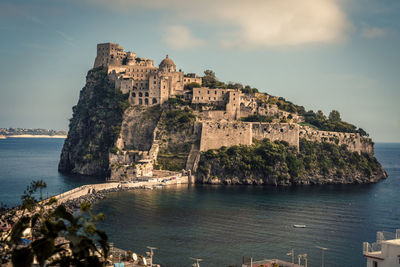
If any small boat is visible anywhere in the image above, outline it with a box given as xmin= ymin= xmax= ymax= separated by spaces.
xmin=293 ymin=224 xmax=306 ymax=228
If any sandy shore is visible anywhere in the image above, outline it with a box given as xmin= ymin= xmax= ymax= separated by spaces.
xmin=5 ymin=134 xmax=67 ymax=138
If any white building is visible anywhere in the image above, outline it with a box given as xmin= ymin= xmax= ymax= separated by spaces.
xmin=364 ymin=229 xmax=400 ymax=267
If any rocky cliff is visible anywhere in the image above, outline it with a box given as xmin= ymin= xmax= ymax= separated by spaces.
xmin=197 ymin=138 xmax=387 ymax=185
xmin=59 ymin=67 xmax=386 ymax=185
xmin=58 ymin=67 xmax=129 ymax=176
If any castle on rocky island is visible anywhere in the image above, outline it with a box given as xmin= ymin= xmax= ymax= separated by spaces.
xmin=59 ymin=42 xmax=379 ymax=182
xmin=88 ymin=43 xmax=375 ymax=180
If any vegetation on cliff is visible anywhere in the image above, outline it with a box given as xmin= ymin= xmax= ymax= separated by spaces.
xmin=197 ymin=138 xmax=385 ymax=185
xmin=241 ymin=114 xmax=274 ymax=123
xmin=58 ymin=67 xmax=129 ymax=176
xmin=203 ymin=69 xmax=369 ymax=136
xmin=302 ymin=110 xmax=368 ymax=136
xmin=155 ymin=99 xmax=198 ymax=171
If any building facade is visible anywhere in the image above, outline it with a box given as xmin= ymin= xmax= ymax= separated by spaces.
xmin=364 ymin=230 xmax=400 ymax=267
xmin=94 ymin=43 xmax=188 ymax=106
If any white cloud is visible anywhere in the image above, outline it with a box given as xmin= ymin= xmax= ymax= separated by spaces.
xmin=215 ymin=0 xmax=349 ymax=48
xmin=360 ymin=27 xmax=387 ymax=38
xmin=88 ymin=0 xmax=350 ymax=48
xmin=163 ymin=25 xmax=205 ymax=50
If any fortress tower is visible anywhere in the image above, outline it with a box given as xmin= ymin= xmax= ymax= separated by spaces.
xmin=94 ymin=43 xmax=126 ymax=68
xmin=95 ymin=43 xmax=186 ymax=106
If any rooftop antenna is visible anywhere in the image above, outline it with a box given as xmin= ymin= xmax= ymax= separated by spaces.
xmin=286 ymin=249 xmax=295 ymax=266
xmin=146 ymin=246 xmax=157 ymax=266
xmin=189 ymin=257 xmax=203 ymax=267
xmin=316 ymin=246 xmax=328 ymax=267
xmin=297 ymin=253 xmax=307 ymax=267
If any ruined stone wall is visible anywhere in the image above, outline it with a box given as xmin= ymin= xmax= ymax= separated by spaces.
xmin=192 ymin=87 xmax=229 ymax=104
xmin=225 ymin=91 xmax=241 ymax=119
xmin=252 ymin=123 xmax=300 ymax=149
xmin=199 ymin=121 xmax=252 ymax=151
xmin=201 ymin=110 xmax=235 ymax=121
xmin=300 ymin=126 xmax=374 ymax=155
xmin=184 ymin=76 xmax=202 ymax=85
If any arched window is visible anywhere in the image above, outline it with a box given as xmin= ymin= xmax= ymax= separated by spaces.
xmin=139 ymin=92 xmax=143 ymax=97
xmin=145 ymin=92 xmax=149 ymax=97
xmin=139 ymin=99 xmax=143 ymax=105
xmin=132 ymin=92 xmax=136 ymax=97
xmin=152 ymin=98 xmax=157 ymax=104
xmin=145 ymin=98 xmax=149 ymax=105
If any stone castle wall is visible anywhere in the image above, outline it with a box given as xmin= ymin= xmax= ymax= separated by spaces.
xmin=199 ymin=121 xmax=252 ymax=151
xmin=252 ymin=123 xmax=300 ymax=149
xmin=199 ymin=122 xmax=299 ymax=151
xmin=299 ymin=126 xmax=374 ymax=155
xmin=199 ymin=122 xmax=373 ymax=155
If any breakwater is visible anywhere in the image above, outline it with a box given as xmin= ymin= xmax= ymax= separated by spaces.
xmin=53 ymin=174 xmax=189 ymax=209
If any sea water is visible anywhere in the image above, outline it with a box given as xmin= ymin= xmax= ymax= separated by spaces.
xmin=0 ymin=138 xmax=399 ymax=266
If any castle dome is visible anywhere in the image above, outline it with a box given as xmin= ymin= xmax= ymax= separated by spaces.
xmin=159 ymin=55 xmax=176 ymax=72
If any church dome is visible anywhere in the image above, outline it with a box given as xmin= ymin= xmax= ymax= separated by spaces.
xmin=159 ymin=55 xmax=176 ymax=72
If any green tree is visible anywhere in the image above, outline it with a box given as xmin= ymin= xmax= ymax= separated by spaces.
xmin=0 ymin=181 xmax=109 ymax=266
xmin=328 ymin=110 xmax=341 ymax=122
xmin=184 ymin=82 xmax=201 ymax=91
xmin=202 ymin=70 xmax=217 ymax=87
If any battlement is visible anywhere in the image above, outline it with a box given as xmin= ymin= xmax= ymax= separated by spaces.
xmin=300 ymin=126 xmax=374 ymax=155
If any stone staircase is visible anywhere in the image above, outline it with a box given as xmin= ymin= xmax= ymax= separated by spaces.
xmin=185 ymin=143 xmax=200 ymax=172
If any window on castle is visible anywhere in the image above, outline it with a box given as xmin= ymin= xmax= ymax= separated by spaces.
xmin=132 ymin=93 xmax=136 ymax=97
xmin=145 ymin=92 xmax=149 ymax=97
xmin=207 ymin=91 xmax=210 ymax=94
xmin=145 ymin=98 xmax=149 ymax=105
xmin=208 ymin=97 xmax=210 ymax=100
xmin=152 ymin=98 xmax=157 ymax=104
xmin=215 ymin=91 xmax=217 ymax=94
xmin=198 ymin=91 xmax=200 ymax=93
xmin=139 ymin=92 xmax=143 ymax=97
xmin=214 ymin=97 xmax=216 ymax=100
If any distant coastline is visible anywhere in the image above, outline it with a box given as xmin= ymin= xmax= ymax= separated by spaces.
xmin=0 ymin=134 xmax=66 ymax=139
xmin=0 ymin=128 xmax=67 ymax=139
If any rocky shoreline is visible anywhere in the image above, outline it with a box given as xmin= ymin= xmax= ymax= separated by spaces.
xmin=62 ymin=186 xmax=147 ymax=211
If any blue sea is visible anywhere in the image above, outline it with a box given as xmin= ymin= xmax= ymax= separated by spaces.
xmin=0 ymin=138 xmax=399 ymax=267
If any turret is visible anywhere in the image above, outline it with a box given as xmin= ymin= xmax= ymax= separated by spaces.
xmin=159 ymin=55 xmax=176 ymax=72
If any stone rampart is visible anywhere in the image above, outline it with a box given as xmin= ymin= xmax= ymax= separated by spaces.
xmin=299 ymin=126 xmax=374 ymax=155
xmin=199 ymin=122 xmax=300 ymax=152
xmin=252 ymin=123 xmax=300 ymax=149
xmin=199 ymin=121 xmax=252 ymax=151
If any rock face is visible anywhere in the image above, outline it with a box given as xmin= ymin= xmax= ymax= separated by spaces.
xmin=59 ymin=67 xmax=385 ymax=185
xmin=58 ymin=67 xmax=129 ymax=177
xmin=196 ymin=139 xmax=387 ymax=185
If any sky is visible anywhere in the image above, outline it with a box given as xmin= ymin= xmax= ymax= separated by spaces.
xmin=0 ymin=0 xmax=399 ymax=142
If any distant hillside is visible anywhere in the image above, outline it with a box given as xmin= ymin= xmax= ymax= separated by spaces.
xmin=0 ymin=128 xmax=67 ymax=137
